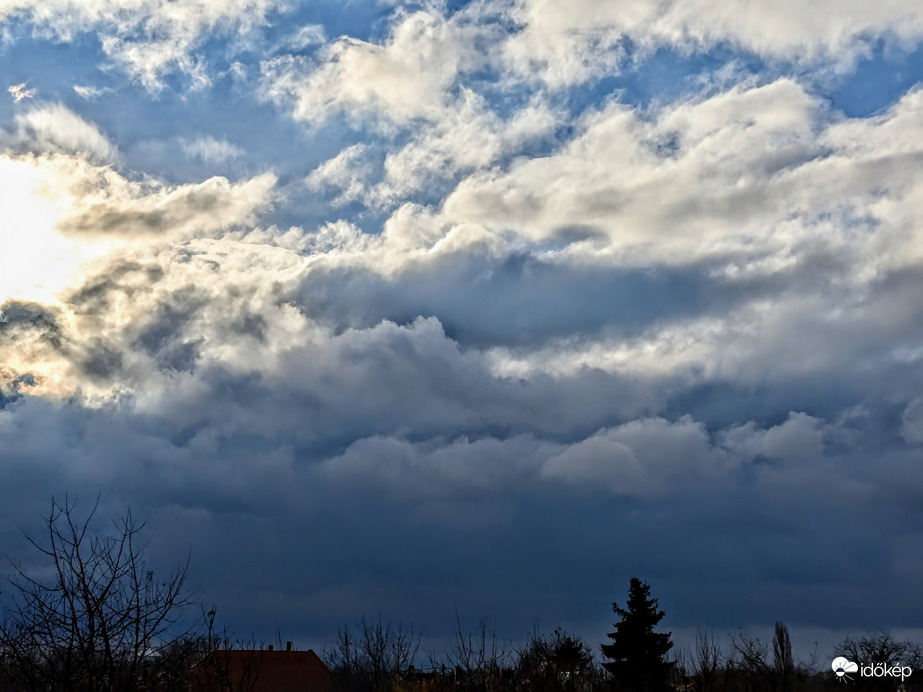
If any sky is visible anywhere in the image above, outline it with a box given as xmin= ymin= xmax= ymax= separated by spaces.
xmin=2 ymin=0 xmax=923 ymax=664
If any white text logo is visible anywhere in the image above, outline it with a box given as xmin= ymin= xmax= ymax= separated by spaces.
xmin=832 ymin=657 xmax=913 ymax=683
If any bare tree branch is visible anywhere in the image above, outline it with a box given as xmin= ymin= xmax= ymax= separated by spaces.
xmin=0 ymin=496 xmax=202 ymax=691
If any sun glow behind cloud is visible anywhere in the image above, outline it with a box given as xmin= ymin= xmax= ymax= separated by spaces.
xmin=0 ymin=156 xmax=115 ymax=305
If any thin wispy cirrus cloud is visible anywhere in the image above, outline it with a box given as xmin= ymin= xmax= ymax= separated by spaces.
xmin=2 ymin=0 xmax=923 ymax=658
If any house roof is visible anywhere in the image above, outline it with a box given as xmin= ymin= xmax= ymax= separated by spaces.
xmin=191 ymin=648 xmax=331 ymax=691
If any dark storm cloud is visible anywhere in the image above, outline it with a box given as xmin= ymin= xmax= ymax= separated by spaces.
xmin=0 ymin=369 xmax=35 ymax=409
xmin=136 ymin=315 xmax=658 ymax=453
xmin=78 ymin=340 xmax=124 ymax=379
xmin=298 ymin=253 xmax=710 ymax=345
xmin=1 ymin=387 xmax=922 ymax=646
xmin=67 ymin=261 xmax=166 ymax=314
xmin=294 ymin=248 xmax=822 ymax=347
xmin=0 ymin=300 xmax=126 ymax=384
xmin=3 ymin=214 xmax=921 ymax=647
xmin=0 ymin=300 xmax=65 ymax=350
xmin=132 ymin=288 xmax=206 ymax=372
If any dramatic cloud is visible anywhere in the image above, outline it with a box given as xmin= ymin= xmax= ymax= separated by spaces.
xmin=2 ymin=0 xmax=923 ymax=660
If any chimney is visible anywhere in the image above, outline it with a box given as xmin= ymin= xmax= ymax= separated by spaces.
xmin=268 ymin=645 xmax=273 ymax=651
xmin=286 ymin=641 xmax=293 ymax=651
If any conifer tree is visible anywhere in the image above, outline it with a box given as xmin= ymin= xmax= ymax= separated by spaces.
xmin=601 ymin=577 xmax=673 ymax=692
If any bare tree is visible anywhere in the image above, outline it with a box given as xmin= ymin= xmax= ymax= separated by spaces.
xmin=687 ymin=627 xmax=722 ymax=692
xmin=0 ymin=496 xmax=200 ymax=691
xmin=835 ymin=632 xmax=923 ymax=669
xmin=731 ymin=624 xmax=807 ymax=692
xmin=442 ymin=610 xmax=510 ymax=692
xmin=731 ymin=630 xmax=775 ymax=692
xmin=325 ymin=615 xmax=422 ymax=692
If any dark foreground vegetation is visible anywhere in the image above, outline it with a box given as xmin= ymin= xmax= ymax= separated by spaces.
xmin=1 ymin=499 xmax=920 ymax=691
xmin=321 ymin=600 xmax=923 ymax=692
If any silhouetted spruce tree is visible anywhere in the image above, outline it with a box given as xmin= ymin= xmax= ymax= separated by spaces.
xmin=601 ymin=577 xmax=673 ymax=692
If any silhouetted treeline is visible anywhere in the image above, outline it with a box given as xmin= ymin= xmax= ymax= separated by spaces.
xmin=678 ymin=627 xmax=923 ymax=692
xmin=322 ymin=617 xmax=923 ymax=692
xmin=323 ymin=615 xmax=605 ymax=692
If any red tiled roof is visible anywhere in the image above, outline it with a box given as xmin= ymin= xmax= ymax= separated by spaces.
xmin=191 ymin=648 xmax=331 ymax=692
